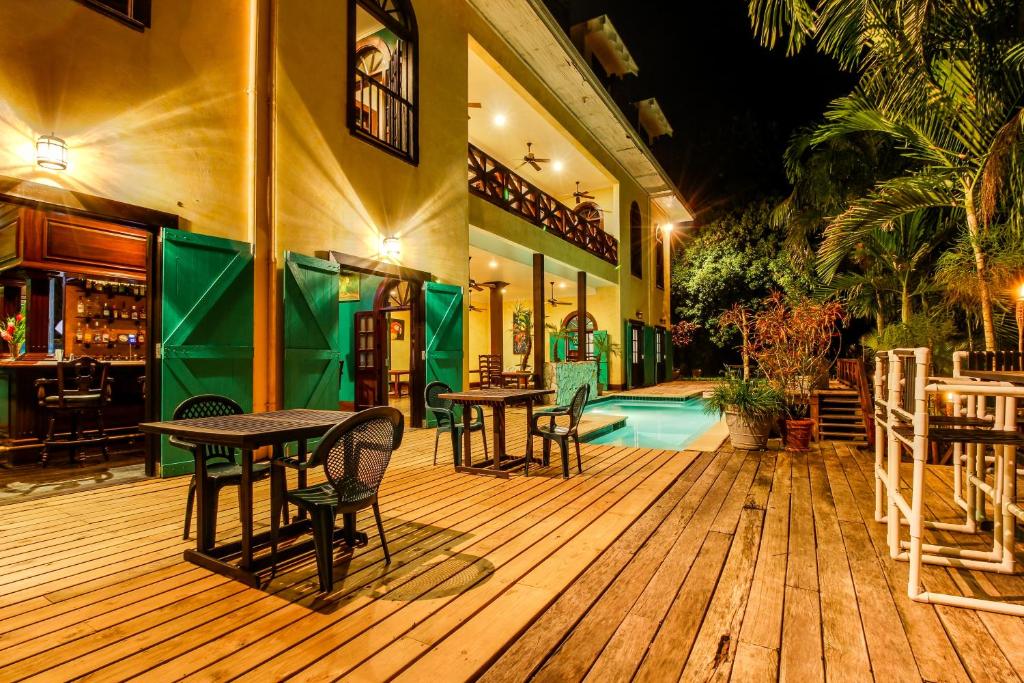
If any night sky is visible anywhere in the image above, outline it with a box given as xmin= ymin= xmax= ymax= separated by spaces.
xmin=548 ymin=1 xmax=856 ymax=222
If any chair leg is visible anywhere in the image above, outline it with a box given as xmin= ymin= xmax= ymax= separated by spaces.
xmin=433 ymin=429 xmax=441 ymax=465
xmin=95 ymin=408 xmax=110 ymax=461
xmin=202 ymin=482 xmax=221 ymax=549
xmin=40 ymin=415 xmax=56 ymax=466
xmin=269 ymin=469 xmax=285 ymax=569
xmin=183 ymin=476 xmax=197 ymax=540
xmin=69 ymin=412 xmax=80 ymax=464
xmin=372 ymin=502 xmax=390 ymax=564
xmin=559 ymin=439 xmax=570 ymax=479
xmin=575 ymin=436 xmax=582 ymax=474
xmin=542 ymin=438 xmax=551 ymax=466
xmin=311 ymin=509 xmax=337 ymax=593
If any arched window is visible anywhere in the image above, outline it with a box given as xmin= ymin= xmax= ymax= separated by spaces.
xmin=562 ymin=310 xmax=598 ymax=359
xmin=629 ymin=201 xmax=643 ymax=278
xmin=349 ymin=0 xmax=418 ymax=163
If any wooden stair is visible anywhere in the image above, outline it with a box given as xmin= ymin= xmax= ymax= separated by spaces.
xmin=817 ymin=388 xmax=868 ymax=444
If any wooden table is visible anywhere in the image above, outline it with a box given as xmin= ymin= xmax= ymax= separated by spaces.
xmin=501 ymin=371 xmax=535 ymax=389
xmin=438 ymin=388 xmax=553 ymax=478
xmin=961 ymin=370 xmax=1024 ymax=384
xmin=140 ymin=408 xmax=356 ymax=586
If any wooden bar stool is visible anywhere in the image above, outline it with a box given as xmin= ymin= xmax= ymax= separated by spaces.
xmin=35 ymin=356 xmax=112 ymax=466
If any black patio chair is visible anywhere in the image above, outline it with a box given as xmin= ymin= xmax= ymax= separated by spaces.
xmin=171 ymin=394 xmax=273 ymax=541
xmin=527 ymin=383 xmax=590 ymax=478
xmin=425 ymin=381 xmax=487 ymax=466
xmin=270 ymin=406 xmax=403 ymax=593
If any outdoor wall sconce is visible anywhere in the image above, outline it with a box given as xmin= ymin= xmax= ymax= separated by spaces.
xmin=382 ymin=235 xmax=401 ymax=259
xmin=36 ymin=134 xmax=68 ymax=171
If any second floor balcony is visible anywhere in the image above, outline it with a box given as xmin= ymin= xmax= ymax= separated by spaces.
xmin=468 ymin=144 xmax=618 ymax=265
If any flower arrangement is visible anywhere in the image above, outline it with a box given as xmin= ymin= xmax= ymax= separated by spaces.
xmin=1 ymin=308 xmax=25 ymax=359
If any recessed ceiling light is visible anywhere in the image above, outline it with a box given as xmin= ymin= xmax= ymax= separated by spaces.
xmin=493 ymin=113 xmax=507 ymax=127
xmin=552 ymin=160 xmax=564 ymax=172
xmin=489 ymin=259 xmax=498 ymax=268
xmin=559 ymin=282 xmax=566 ymax=289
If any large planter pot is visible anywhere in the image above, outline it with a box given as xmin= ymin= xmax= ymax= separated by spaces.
xmin=784 ymin=418 xmax=815 ymax=452
xmin=724 ymin=409 xmax=773 ymax=450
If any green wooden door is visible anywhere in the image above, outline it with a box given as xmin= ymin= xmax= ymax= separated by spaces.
xmin=425 ymin=282 xmax=463 ymax=426
xmin=643 ymin=326 xmax=657 ymax=387
xmin=593 ymin=330 xmax=609 ymax=387
xmin=622 ymin=320 xmax=632 ymax=389
xmin=283 ymin=252 xmax=341 ymax=411
xmin=160 ymin=230 xmax=254 ymax=477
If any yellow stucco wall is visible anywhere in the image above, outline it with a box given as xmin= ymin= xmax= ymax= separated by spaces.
xmin=0 ymin=0 xmax=252 ymax=242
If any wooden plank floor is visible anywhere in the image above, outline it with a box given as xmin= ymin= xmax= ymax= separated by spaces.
xmin=481 ymin=441 xmax=1024 ymax=683
xmin=0 ymin=414 xmax=695 ymax=682
xmin=4 ymin=425 xmax=1024 ymax=682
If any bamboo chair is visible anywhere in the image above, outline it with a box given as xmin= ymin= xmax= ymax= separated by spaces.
xmin=881 ymin=348 xmax=1024 ymax=615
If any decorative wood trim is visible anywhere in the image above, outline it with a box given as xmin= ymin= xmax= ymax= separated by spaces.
xmin=321 ymin=250 xmax=432 ymax=283
xmin=468 ymin=144 xmax=618 ymax=264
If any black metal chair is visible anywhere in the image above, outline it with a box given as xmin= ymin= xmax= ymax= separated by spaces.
xmin=424 ymin=381 xmax=487 ymax=466
xmin=527 ymin=384 xmax=590 ymax=478
xmin=35 ymin=356 xmax=112 ymax=466
xmin=171 ymin=395 xmax=273 ymax=541
xmin=270 ymin=406 xmax=403 ymax=592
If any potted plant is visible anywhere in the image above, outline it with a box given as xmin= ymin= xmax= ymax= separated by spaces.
xmin=545 ymin=322 xmax=572 ymax=362
xmin=591 ymin=334 xmax=620 ymax=395
xmin=750 ymin=292 xmax=846 ymax=451
xmin=702 ymin=375 xmax=783 ymax=449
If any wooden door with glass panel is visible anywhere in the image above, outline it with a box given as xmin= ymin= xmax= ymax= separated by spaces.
xmin=354 ymin=311 xmax=383 ymax=410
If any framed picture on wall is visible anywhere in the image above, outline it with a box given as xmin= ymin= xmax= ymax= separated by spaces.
xmin=339 ymin=271 xmax=361 ymax=301
xmin=513 ymin=330 xmax=529 ymax=355
xmin=390 ymin=318 xmax=405 ymax=340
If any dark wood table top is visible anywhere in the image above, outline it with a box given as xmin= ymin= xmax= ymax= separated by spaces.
xmin=960 ymin=370 xmax=1024 ymax=384
xmin=139 ymin=408 xmax=356 ymax=449
xmin=438 ymin=388 xmax=553 ymax=405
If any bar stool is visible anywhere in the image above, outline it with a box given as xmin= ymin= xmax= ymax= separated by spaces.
xmin=35 ymin=356 xmax=112 ymax=466
xmin=881 ymin=347 xmax=1024 ymax=615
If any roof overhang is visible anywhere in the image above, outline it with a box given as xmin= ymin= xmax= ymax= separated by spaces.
xmin=569 ymin=15 xmax=639 ymax=78
xmin=466 ymin=0 xmax=693 ymax=222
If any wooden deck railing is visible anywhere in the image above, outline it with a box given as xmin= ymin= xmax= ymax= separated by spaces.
xmin=467 ymin=144 xmax=619 ymax=264
xmin=837 ymin=357 xmax=875 ymax=447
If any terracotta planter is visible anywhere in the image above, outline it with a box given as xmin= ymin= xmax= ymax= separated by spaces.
xmin=784 ymin=418 xmax=814 ymax=452
xmin=724 ymin=409 xmax=773 ymax=450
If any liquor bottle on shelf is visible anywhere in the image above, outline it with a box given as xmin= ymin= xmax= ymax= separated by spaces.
xmin=75 ymin=323 xmax=83 ymax=343
xmin=121 ymin=302 xmax=128 ymax=320
xmin=131 ymin=305 xmax=138 ymax=321
xmin=102 ymin=300 xmax=110 ymax=318
xmin=138 ymin=332 xmax=145 ymax=344
xmin=139 ymin=306 xmax=146 ymax=321
xmin=76 ymin=296 xmax=84 ymax=315
xmin=102 ymin=330 xmax=110 ymax=343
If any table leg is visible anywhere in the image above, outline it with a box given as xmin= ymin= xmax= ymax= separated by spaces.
xmin=194 ymin=444 xmax=211 ymax=553
xmin=493 ymin=403 xmax=506 ymax=468
xmin=463 ymin=403 xmax=472 ymax=468
xmin=240 ymin=449 xmax=254 ymax=571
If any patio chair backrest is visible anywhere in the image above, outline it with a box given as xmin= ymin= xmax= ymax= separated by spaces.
xmin=172 ymin=394 xmax=244 ymax=465
xmin=478 ymin=355 xmax=503 ymax=388
xmin=313 ymin=406 xmax=404 ymax=503
xmin=425 ymin=381 xmax=454 ymax=425
xmin=568 ymin=384 xmax=590 ymax=431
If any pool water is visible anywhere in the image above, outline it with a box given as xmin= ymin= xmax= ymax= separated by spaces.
xmin=583 ymin=399 xmax=719 ymax=450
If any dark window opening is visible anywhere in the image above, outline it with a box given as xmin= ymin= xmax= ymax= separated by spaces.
xmin=349 ymin=0 xmax=418 ymax=163
xmin=79 ymin=0 xmax=151 ymax=30
xmin=629 ymin=201 xmax=643 ymax=279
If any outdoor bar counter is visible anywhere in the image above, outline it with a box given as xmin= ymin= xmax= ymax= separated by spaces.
xmin=0 ymin=359 xmax=146 ymax=465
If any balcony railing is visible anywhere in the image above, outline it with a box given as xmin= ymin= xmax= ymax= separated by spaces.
xmin=467 ymin=144 xmax=618 ymax=264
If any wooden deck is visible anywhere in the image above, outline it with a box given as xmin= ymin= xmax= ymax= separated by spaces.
xmin=2 ymin=420 xmax=1024 ymax=680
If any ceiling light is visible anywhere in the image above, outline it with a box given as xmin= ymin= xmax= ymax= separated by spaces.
xmin=493 ymin=113 xmax=507 ymax=127
xmin=662 ymin=223 xmax=675 ymax=233
xmin=36 ymin=134 xmax=68 ymax=171
xmin=552 ymin=160 xmax=564 ymax=172
xmin=559 ymin=282 xmax=566 ymax=289
xmin=501 ymin=288 xmax=507 ymax=295
xmin=489 ymin=259 xmax=498 ymax=269
xmin=381 ymin=235 xmax=401 ymax=259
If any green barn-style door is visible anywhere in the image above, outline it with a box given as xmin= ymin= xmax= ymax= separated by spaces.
xmin=425 ymin=282 xmax=463 ymax=426
xmin=643 ymin=326 xmax=657 ymax=387
xmin=160 ymin=230 xmax=254 ymax=477
xmin=282 ymin=252 xmax=342 ymax=411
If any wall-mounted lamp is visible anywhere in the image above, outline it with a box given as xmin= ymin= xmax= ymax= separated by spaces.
xmin=661 ymin=223 xmax=675 ymax=233
xmin=382 ymin=235 xmax=401 ymax=259
xmin=36 ymin=134 xmax=68 ymax=171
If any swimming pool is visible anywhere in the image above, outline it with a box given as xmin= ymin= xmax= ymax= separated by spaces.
xmin=583 ymin=398 xmax=720 ymax=450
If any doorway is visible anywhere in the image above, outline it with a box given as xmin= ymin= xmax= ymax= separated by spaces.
xmin=629 ymin=320 xmax=645 ymax=388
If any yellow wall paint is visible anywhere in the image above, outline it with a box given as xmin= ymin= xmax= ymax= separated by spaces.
xmin=387 ymin=310 xmax=411 ymax=371
xmin=0 ymin=0 xmax=252 ymax=241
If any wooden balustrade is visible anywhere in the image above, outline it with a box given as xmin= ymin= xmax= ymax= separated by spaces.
xmin=467 ymin=144 xmax=618 ymax=264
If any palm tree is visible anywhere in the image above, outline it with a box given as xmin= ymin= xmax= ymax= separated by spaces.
xmin=749 ymin=0 xmax=1024 ymax=350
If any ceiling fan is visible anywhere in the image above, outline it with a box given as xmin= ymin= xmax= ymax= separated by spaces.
xmin=547 ymin=281 xmax=572 ymax=307
xmin=468 ymin=289 xmax=486 ymax=313
xmin=516 ymin=142 xmax=550 ymax=172
xmin=467 ymin=101 xmax=482 ymax=120
xmin=572 ymin=181 xmax=595 ymax=205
